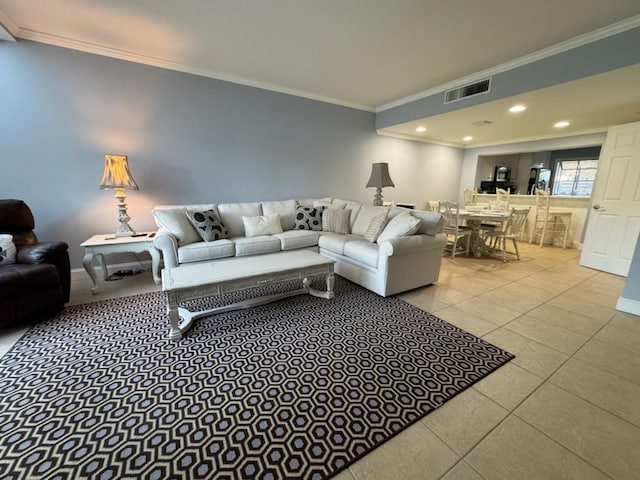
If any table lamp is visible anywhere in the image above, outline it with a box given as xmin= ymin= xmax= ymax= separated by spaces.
xmin=366 ymin=162 xmax=394 ymax=206
xmin=99 ymin=154 xmax=139 ymax=237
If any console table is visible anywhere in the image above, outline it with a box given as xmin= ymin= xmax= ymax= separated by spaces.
xmin=81 ymin=232 xmax=161 ymax=294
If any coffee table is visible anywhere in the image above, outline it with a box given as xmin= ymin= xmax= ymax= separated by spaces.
xmin=162 ymin=250 xmax=335 ymax=340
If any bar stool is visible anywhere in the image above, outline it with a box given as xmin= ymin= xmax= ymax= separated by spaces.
xmin=529 ymin=190 xmax=572 ymax=248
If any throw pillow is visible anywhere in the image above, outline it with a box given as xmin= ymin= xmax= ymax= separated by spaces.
xmin=0 ymin=234 xmax=17 ymax=265
xmin=322 ymin=208 xmax=351 ymax=235
xmin=152 ymin=208 xmax=201 ymax=246
xmin=242 ymin=214 xmax=283 ymax=237
xmin=363 ymin=212 xmax=389 ymax=243
xmin=185 ymin=210 xmax=228 ymax=242
xmin=294 ymin=206 xmax=324 ymax=231
xmin=376 ymin=211 xmax=421 ymax=244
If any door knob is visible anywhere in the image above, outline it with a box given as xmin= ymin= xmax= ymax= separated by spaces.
xmin=592 ymin=204 xmax=605 ymax=211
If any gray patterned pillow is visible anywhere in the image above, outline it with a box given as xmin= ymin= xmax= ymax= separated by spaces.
xmin=294 ymin=206 xmax=324 ymax=231
xmin=185 ymin=210 xmax=228 ymax=241
xmin=322 ymin=208 xmax=351 ymax=234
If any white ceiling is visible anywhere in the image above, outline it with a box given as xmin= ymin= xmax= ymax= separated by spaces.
xmin=2 ymin=0 xmax=640 ymax=146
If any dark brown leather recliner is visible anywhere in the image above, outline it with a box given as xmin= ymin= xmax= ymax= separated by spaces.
xmin=0 ymin=199 xmax=70 ymax=329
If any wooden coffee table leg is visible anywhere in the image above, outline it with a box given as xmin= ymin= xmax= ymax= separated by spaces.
xmin=305 ymin=273 xmax=335 ymax=299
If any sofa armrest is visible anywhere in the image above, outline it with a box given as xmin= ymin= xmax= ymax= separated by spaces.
xmin=379 ymin=233 xmax=446 ymax=257
xmin=17 ymin=241 xmax=71 ymax=302
xmin=153 ymin=227 xmax=179 ymax=269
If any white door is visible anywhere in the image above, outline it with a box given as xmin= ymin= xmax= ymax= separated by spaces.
xmin=580 ymin=121 xmax=640 ymax=276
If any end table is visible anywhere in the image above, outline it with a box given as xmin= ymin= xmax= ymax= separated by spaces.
xmin=81 ymin=232 xmax=161 ymax=294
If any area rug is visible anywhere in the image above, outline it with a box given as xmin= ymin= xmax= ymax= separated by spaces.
xmin=0 ymin=277 xmax=513 ymax=479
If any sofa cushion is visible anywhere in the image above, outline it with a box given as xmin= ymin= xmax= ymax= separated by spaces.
xmin=274 ymin=230 xmax=320 ymax=250
xmin=318 ymin=233 xmax=361 ymax=255
xmin=217 ymin=202 xmax=263 ymax=237
xmin=296 ymin=197 xmax=332 ymax=207
xmin=152 ymin=208 xmax=201 ymax=246
xmin=242 ymin=214 xmax=283 ymax=237
xmin=313 ymin=200 xmax=346 ymax=210
xmin=322 ymin=209 xmax=351 ymax=234
xmin=294 ymin=206 xmax=324 ymax=231
xmin=185 ymin=210 xmax=228 ymax=242
xmin=0 ymin=234 xmax=16 ymax=265
xmin=233 ymin=236 xmax=281 ymax=256
xmin=262 ymin=200 xmax=297 ymax=230
xmin=352 ymin=205 xmax=389 ymax=236
xmin=363 ymin=212 xmax=389 ymax=243
xmin=377 ymin=211 xmax=421 ymax=244
xmin=177 ymin=239 xmax=235 ymax=264
xmin=344 ymin=240 xmax=380 ymax=267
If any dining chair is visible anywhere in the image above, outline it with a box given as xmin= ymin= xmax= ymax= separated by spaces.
xmin=463 ymin=188 xmax=476 ymax=206
xmin=529 ymin=189 xmax=572 ymax=248
xmin=484 ymin=207 xmax=531 ymax=262
xmin=440 ymin=200 xmax=472 ymax=258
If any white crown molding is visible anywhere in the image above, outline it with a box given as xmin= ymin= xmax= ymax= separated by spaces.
xmin=376 ymin=130 xmax=464 ymax=148
xmin=15 ymin=28 xmax=375 ymax=113
xmin=0 ymin=8 xmax=18 ymax=41
xmin=378 ymin=127 xmax=609 ymax=150
xmin=376 ymin=15 xmax=640 ymax=113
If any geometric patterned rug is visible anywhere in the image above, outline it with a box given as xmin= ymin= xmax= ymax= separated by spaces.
xmin=0 ymin=276 xmax=513 ymax=479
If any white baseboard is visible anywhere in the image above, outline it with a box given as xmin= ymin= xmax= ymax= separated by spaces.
xmin=71 ymin=260 xmax=153 ymax=281
xmin=616 ymin=296 xmax=640 ymax=316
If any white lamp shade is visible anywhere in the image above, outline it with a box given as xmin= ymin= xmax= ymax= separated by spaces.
xmin=366 ymin=163 xmax=394 ymax=188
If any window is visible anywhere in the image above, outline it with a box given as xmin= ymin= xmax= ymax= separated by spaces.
xmin=552 ymin=159 xmax=598 ymax=196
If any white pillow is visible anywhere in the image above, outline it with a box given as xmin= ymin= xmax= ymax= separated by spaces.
xmin=242 ymin=214 xmax=283 ymax=237
xmin=152 ymin=208 xmax=200 ymax=246
xmin=0 ymin=234 xmax=17 ymax=265
xmin=352 ymin=205 xmax=389 ymax=236
xmin=376 ymin=212 xmax=421 ymax=244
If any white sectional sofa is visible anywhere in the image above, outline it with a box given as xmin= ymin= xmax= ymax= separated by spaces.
xmin=151 ymin=197 xmax=446 ymax=297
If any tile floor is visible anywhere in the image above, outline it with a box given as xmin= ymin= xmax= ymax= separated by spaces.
xmin=1 ymin=244 xmax=638 ymax=480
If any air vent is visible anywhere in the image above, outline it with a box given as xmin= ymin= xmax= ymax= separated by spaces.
xmin=444 ymin=78 xmax=491 ymax=104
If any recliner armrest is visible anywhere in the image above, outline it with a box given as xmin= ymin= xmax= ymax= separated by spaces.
xmin=16 ymin=241 xmax=70 ymax=302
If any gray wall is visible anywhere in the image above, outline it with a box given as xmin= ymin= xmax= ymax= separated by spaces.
xmin=0 ymin=41 xmax=463 ymax=269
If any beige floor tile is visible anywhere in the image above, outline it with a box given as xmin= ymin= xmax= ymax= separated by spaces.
xmin=610 ymin=311 xmax=640 ymax=334
xmin=438 ymin=275 xmax=500 ymax=296
xmin=563 ymin=285 xmax=620 ymax=308
xmin=0 ymin=324 xmax=29 ymax=358
xmin=476 ymin=289 xmax=545 ymax=313
xmin=348 ymin=422 xmax=458 ymax=480
xmin=421 ymin=388 xmax=508 ymax=455
xmin=550 ymin=358 xmax=640 ymax=428
xmin=516 ymin=382 xmax=640 ymax=480
xmin=332 ymin=468 xmax=357 ymax=480
xmin=453 ymin=297 xmax=521 ymax=327
xmin=440 ymin=461 xmax=485 ymax=480
xmin=548 ymin=295 xmax=616 ymax=323
xmin=505 ymin=314 xmax=589 ymax=355
xmin=472 ymin=362 xmax=544 ymax=410
xmin=399 ymin=288 xmax=450 ymax=313
xmin=593 ymin=324 xmax=640 ymax=355
xmin=482 ymin=328 xmax=569 ymax=378
xmin=575 ymin=339 xmax=640 ymax=386
xmin=429 ymin=285 xmax=475 ymax=306
xmin=466 ymin=415 xmax=609 ymax=480
xmin=430 ymin=307 xmax=499 ymax=337
xmin=526 ymin=303 xmax=608 ymax=337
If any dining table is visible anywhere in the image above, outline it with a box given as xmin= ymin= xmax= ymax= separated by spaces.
xmin=458 ymin=209 xmax=511 ymax=257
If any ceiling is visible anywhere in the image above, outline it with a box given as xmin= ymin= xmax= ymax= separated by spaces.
xmin=2 ymin=0 xmax=640 ymax=147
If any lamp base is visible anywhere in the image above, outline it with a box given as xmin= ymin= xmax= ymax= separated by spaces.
xmin=372 ymin=187 xmax=384 ymax=206
xmin=114 ymin=189 xmax=136 ymax=237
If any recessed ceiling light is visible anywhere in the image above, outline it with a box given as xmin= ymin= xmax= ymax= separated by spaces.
xmin=509 ymin=105 xmax=526 ymax=113
xmin=415 ymin=126 xmax=427 ymax=133
xmin=554 ymin=121 xmax=570 ymax=128
xmin=462 ymin=136 xmax=473 ymax=142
